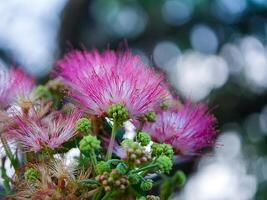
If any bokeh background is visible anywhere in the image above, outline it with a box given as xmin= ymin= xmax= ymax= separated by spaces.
xmin=1 ymin=0 xmax=267 ymax=199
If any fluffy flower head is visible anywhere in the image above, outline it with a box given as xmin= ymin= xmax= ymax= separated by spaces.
xmin=9 ymin=111 xmax=81 ymax=152
xmin=0 ymin=67 xmax=34 ymax=109
xmin=143 ymin=103 xmax=217 ymax=155
xmin=56 ymin=49 xmax=169 ymax=118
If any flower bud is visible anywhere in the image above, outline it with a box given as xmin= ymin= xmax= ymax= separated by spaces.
xmin=151 ymin=143 xmax=164 ymax=156
xmin=33 ymin=85 xmax=52 ymax=100
xmin=160 ymin=101 xmax=169 ymax=110
xmin=151 ymin=143 xmax=174 ymax=158
xmin=146 ymin=195 xmax=160 ymax=200
xmin=107 ymin=104 xmax=129 ymax=126
xmin=79 ymin=135 xmax=100 ymax=152
xmin=76 ymin=118 xmax=91 ymax=133
xmin=96 ymin=161 xmax=110 ymax=174
xmin=137 ymin=132 xmax=151 ymax=146
xmin=156 ymin=155 xmax=173 ymax=173
xmin=144 ymin=111 xmax=156 ymax=122
xmin=140 ymin=179 xmax=153 ymax=191
xmin=128 ymin=173 xmax=140 ymax=185
xmin=24 ymin=168 xmax=39 ymax=182
xmin=173 ymin=170 xmax=186 ymax=186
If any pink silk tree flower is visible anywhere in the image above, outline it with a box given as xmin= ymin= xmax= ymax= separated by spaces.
xmin=0 ymin=67 xmax=34 ymax=109
xmin=9 ymin=111 xmax=81 ymax=152
xmin=142 ymin=103 xmax=217 ymax=155
xmin=56 ymin=49 xmax=169 ymax=118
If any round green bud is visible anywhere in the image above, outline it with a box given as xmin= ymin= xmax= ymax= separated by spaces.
xmin=140 ymin=179 xmax=153 ymax=191
xmin=163 ymin=144 xmax=174 ymax=159
xmin=151 ymin=143 xmax=174 ymax=158
xmin=144 ymin=112 xmax=156 ymax=122
xmin=151 ymin=143 xmax=164 ymax=157
xmin=160 ymin=101 xmax=169 ymax=110
xmin=137 ymin=132 xmax=151 ymax=146
xmin=76 ymin=118 xmax=91 ymax=133
xmin=96 ymin=161 xmax=110 ymax=174
xmin=33 ymin=85 xmax=52 ymax=100
xmin=79 ymin=135 xmax=101 ymax=152
xmin=128 ymin=173 xmax=140 ymax=185
xmin=24 ymin=168 xmax=39 ymax=182
xmin=146 ymin=195 xmax=160 ymax=200
xmin=121 ymin=139 xmax=136 ymax=149
xmin=107 ymin=104 xmax=129 ymax=126
xmin=156 ymin=155 xmax=173 ymax=173
xmin=173 ymin=170 xmax=186 ymax=186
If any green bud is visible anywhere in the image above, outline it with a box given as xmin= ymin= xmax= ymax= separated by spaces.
xmin=128 ymin=173 xmax=140 ymax=185
xmin=156 ymin=155 xmax=173 ymax=173
xmin=151 ymin=143 xmax=174 ymax=158
xmin=79 ymin=135 xmax=101 ymax=152
xmin=121 ymin=139 xmax=136 ymax=149
xmin=24 ymin=168 xmax=39 ymax=182
xmin=151 ymin=143 xmax=164 ymax=156
xmin=144 ymin=112 xmax=156 ymax=122
xmin=173 ymin=170 xmax=186 ymax=186
xmin=140 ymin=179 xmax=153 ymax=191
xmin=33 ymin=85 xmax=52 ymax=100
xmin=96 ymin=161 xmax=110 ymax=174
xmin=146 ymin=195 xmax=160 ymax=200
xmin=137 ymin=132 xmax=151 ymax=146
xmin=76 ymin=118 xmax=91 ymax=133
xmin=163 ymin=144 xmax=174 ymax=159
xmin=160 ymin=101 xmax=169 ymax=110
xmin=107 ymin=104 xmax=129 ymax=126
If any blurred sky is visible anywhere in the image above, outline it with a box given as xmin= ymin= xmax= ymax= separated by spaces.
xmin=1 ymin=0 xmax=267 ymax=199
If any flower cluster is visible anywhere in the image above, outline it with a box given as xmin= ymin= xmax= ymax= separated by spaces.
xmin=56 ymin=49 xmax=170 ymax=118
xmin=0 ymin=68 xmax=34 ymax=109
xmin=0 ymin=48 xmax=217 ymax=199
xmin=143 ymin=103 xmax=217 ymax=155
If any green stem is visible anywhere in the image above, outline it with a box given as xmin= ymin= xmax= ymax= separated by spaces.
xmin=93 ymin=188 xmax=104 ymax=200
xmin=102 ymin=192 xmax=111 ymax=200
xmin=106 ymin=159 xmax=121 ymax=165
xmin=106 ymin=120 xmax=117 ymax=160
xmin=132 ymin=163 xmax=158 ymax=174
xmin=1 ymin=158 xmax=11 ymax=194
xmin=90 ymin=150 xmax=97 ymax=171
xmin=0 ymin=136 xmax=18 ymax=170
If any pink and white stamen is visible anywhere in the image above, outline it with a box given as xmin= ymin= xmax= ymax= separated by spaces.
xmin=142 ymin=103 xmax=217 ymax=155
xmin=0 ymin=67 xmax=34 ymax=109
xmin=9 ymin=111 xmax=81 ymax=152
xmin=56 ymin=49 xmax=169 ymax=118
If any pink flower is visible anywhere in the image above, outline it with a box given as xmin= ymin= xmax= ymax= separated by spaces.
xmin=142 ymin=103 xmax=217 ymax=155
xmin=56 ymin=49 xmax=169 ymax=118
xmin=0 ymin=68 xmax=34 ymax=109
xmin=9 ymin=111 xmax=80 ymax=152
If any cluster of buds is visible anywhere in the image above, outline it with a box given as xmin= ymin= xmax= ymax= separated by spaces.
xmin=95 ymin=169 xmax=129 ymax=192
xmin=139 ymin=111 xmax=156 ymax=122
xmin=122 ymin=139 xmax=151 ymax=167
xmin=107 ymin=104 xmax=129 ymax=126
xmin=24 ymin=168 xmax=40 ymax=183
xmin=79 ymin=135 xmax=100 ymax=152
xmin=138 ymin=195 xmax=160 ymax=200
xmin=151 ymin=143 xmax=174 ymax=158
xmin=76 ymin=117 xmax=91 ymax=134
